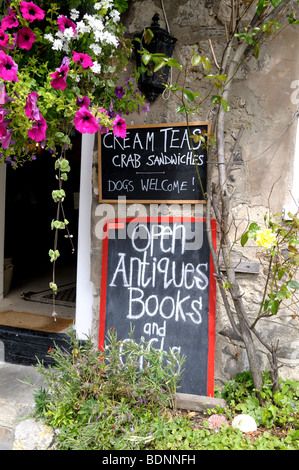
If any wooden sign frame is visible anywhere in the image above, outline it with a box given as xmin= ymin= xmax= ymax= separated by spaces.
xmin=99 ymin=216 xmax=216 ymax=397
xmin=98 ymin=121 xmax=210 ymax=204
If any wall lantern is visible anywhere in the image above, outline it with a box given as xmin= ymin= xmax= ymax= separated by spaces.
xmin=134 ymin=13 xmax=177 ymax=102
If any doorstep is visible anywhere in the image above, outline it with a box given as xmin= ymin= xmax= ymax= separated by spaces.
xmin=0 ymin=324 xmax=71 ymax=366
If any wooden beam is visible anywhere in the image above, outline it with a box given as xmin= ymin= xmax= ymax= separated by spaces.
xmin=175 ymin=393 xmax=227 ymax=412
xmin=220 ymin=261 xmax=260 ymax=274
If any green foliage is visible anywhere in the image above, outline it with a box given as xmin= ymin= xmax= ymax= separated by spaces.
xmin=33 ymin=330 xmax=299 ymax=450
xmin=241 ymin=212 xmax=299 ymax=322
xmin=34 ymin=327 xmax=184 ymax=450
xmin=220 ymin=370 xmax=299 ymax=430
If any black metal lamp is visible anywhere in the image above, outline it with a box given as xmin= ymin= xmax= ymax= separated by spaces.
xmin=134 ymin=13 xmax=177 ymax=102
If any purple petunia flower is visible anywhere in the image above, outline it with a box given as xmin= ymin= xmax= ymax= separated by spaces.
xmin=19 ymin=1 xmax=45 ymax=22
xmin=73 ymin=107 xmax=99 ymax=134
xmin=17 ymin=27 xmax=36 ymax=50
xmin=114 ymin=86 xmax=125 ymax=99
xmin=0 ymin=50 xmax=18 ymax=81
xmin=76 ymin=96 xmax=90 ymax=109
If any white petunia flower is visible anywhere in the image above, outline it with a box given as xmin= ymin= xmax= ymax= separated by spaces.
xmin=52 ymin=39 xmax=63 ymax=51
xmin=76 ymin=20 xmax=91 ymax=35
xmin=101 ymin=0 xmax=113 ymax=9
xmin=102 ymin=31 xmax=118 ymax=47
xmin=91 ymin=61 xmax=102 ymax=74
xmin=89 ymin=43 xmax=102 ymax=55
xmin=94 ymin=2 xmax=101 ymax=9
xmin=44 ymin=33 xmax=54 ymax=42
xmin=62 ymin=42 xmax=70 ymax=53
xmin=63 ymin=27 xmax=75 ymax=41
xmin=110 ymin=9 xmax=120 ymax=23
xmin=70 ymin=9 xmax=80 ymax=21
xmin=69 ymin=73 xmax=81 ymax=83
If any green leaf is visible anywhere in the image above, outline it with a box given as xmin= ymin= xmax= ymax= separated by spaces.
xmin=183 ymin=89 xmax=196 ymax=102
xmin=249 ymin=222 xmax=260 ymax=231
xmin=254 ymin=43 xmax=260 ymax=59
xmin=211 ymin=95 xmax=221 ymax=104
xmin=241 ymin=233 xmax=249 ymax=247
xmin=191 ymin=55 xmax=203 ymax=66
xmin=289 ymin=12 xmax=299 ymax=25
xmin=153 ymin=59 xmax=167 ymax=73
xmin=60 ymin=159 xmax=70 ymax=172
xmin=142 ymin=53 xmax=152 ymax=65
xmin=48 ymin=249 xmax=60 ymax=262
xmin=271 ymin=0 xmax=280 ymax=7
xmin=167 ymin=58 xmax=183 ymax=70
xmin=143 ymin=28 xmax=154 ymax=45
xmin=257 ymin=0 xmax=267 ymax=15
xmin=176 ymin=105 xmax=186 ymax=114
xmin=202 ymin=57 xmax=211 ymax=73
xmin=221 ymin=99 xmax=230 ymax=112
xmin=287 ymin=280 xmax=299 ymax=290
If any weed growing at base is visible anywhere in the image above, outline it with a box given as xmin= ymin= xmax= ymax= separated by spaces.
xmin=33 ymin=329 xmax=299 ymax=450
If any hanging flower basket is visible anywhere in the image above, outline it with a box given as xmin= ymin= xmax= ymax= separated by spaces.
xmin=0 ymin=0 xmax=149 ymax=166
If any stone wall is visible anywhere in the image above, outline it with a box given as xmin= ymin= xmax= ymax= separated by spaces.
xmin=90 ymin=0 xmax=299 ymax=389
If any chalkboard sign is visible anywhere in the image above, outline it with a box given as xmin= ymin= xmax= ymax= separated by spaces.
xmin=99 ymin=217 xmax=216 ymax=397
xmin=98 ymin=122 xmax=210 ymax=203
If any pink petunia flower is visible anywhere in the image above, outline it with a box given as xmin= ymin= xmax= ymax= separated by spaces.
xmin=0 ymin=118 xmax=9 ymax=137
xmin=76 ymin=96 xmax=90 ymax=108
xmin=17 ymin=27 xmax=36 ymax=50
xmin=1 ymin=128 xmax=12 ymax=149
xmin=0 ymin=51 xmax=18 ymax=81
xmin=0 ymin=84 xmax=12 ymax=104
xmin=0 ymin=29 xmax=9 ymax=49
xmin=24 ymin=91 xmax=41 ymax=120
xmin=73 ymin=51 xmax=93 ymax=69
xmin=57 ymin=15 xmax=77 ymax=34
xmin=73 ymin=107 xmax=99 ymax=134
xmin=19 ymin=1 xmax=45 ymax=22
xmin=112 ymin=115 xmax=127 ymax=138
xmin=0 ymin=107 xmax=10 ymax=122
xmin=50 ymin=64 xmax=69 ymax=90
xmin=1 ymin=9 xmax=19 ymax=30
xmin=27 ymin=116 xmax=47 ymax=142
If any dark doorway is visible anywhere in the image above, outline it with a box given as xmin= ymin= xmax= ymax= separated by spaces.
xmin=3 ymin=133 xmax=81 ymax=317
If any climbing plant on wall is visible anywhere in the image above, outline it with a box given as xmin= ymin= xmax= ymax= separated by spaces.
xmin=139 ymin=0 xmax=299 ymax=396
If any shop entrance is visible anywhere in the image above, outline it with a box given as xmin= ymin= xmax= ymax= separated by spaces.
xmin=1 ymin=134 xmax=81 ymax=332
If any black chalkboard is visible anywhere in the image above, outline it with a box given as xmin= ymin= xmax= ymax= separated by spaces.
xmin=98 ymin=122 xmax=210 ymax=203
xmin=99 ymin=217 xmax=216 ymax=397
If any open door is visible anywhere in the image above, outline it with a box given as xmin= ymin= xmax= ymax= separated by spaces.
xmin=1 ymin=134 xmax=81 ymax=328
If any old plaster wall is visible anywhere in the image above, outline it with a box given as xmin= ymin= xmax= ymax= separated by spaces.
xmin=89 ymin=0 xmax=299 ymax=389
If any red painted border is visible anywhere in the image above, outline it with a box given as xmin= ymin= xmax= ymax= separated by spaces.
xmin=99 ymin=217 xmax=217 ymax=396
